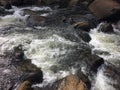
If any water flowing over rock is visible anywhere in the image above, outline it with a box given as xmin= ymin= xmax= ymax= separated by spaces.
xmin=90 ymin=23 xmax=120 ymax=90
xmin=0 ymin=1 xmax=120 ymax=90
xmin=0 ymin=44 xmax=43 ymax=90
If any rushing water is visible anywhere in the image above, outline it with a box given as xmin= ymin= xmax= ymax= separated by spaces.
xmin=90 ymin=23 xmax=120 ymax=90
xmin=0 ymin=6 xmax=120 ymax=90
xmin=0 ymin=6 xmax=92 ymax=87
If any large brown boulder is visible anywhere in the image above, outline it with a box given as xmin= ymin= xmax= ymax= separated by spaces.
xmin=50 ymin=75 xmax=88 ymax=90
xmin=89 ymin=0 xmax=120 ymax=20
xmin=17 ymin=81 xmax=33 ymax=90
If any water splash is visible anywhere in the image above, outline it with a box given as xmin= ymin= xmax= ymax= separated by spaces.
xmin=89 ymin=23 xmax=120 ymax=67
xmin=90 ymin=23 xmax=120 ymax=90
xmin=0 ymin=30 xmax=91 ymax=86
xmin=91 ymin=66 xmax=117 ymax=90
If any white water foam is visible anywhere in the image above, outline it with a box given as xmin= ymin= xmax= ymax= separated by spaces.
xmin=0 ymin=6 xmax=52 ymax=28
xmin=0 ymin=33 xmax=85 ymax=86
xmin=90 ymin=23 xmax=120 ymax=90
xmin=25 ymin=34 xmax=80 ymax=85
xmin=89 ymin=23 xmax=120 ymax=66
xmin=0 ymin=6 xmax=82 ymax=86
xmin=0 ymin=10 xmax=28 ymax=27
xmin=0 ymin=33 xmax=37 ymax=54
xmin=91 ymin=67 xmax=117 ymax=90
xmin=7 ymin=6 xmax=52 ymax=12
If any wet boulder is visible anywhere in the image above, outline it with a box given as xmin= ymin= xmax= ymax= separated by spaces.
xmin=89 ymin=55 xmax=104 ymax=73
xmin=17 ymin=81 xmax=33 ymax=90
xmin=89 ymin=0 xmax=120 ymax=21
xmin=69 ymin=14 xmax=98 ymax=31
xmin=22 ymin=9 xmax=46 ymax=27
xmin=0 ymin=44 xmax=43 ymax=90
xmin=76 ymin=30 xmax=91 ymax=42
xmin=21 ymin=70 xmax=43 ymax=84
xmin=0 ymin=6 xmax=12 ymax=15
xmin=16 ymin=70 xmax=43 ymax=90
xmin=2 ymin=1 xmax=11 ymax=9
xmin=12 ymin=44 xmax=24 ymax=62
xmin=44 ymin=75 xmax=88 ymax=90
xmin=116 ymin=20 xmax=120 ymax=30
xmin=76 ymin=71 xmax=91 ymax=89
xmin=73 ymin=21 xmax=91 ymax=32
xmin=98 ymin=23 xmax=114 ymax=33
xmin=0 ymin=0 xmax=11 ymax=9
xmin=0 ymin=57 xmax=43 ymax=90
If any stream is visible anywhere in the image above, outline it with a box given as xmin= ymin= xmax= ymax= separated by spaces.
xmin=0 ymin=6 xmax=120 ymax=90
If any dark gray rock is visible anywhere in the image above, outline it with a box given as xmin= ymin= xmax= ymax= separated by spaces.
xmin=76 ymin=30 xmax=91 ymax=42
xmin=0 ymin=6 xmax=12 ymax=15
xmin=0 ymin=45 xmax=43 ymax=90
xmin=98 ymin=23 xmax=114 ymax=33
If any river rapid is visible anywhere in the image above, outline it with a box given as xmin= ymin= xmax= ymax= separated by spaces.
xmin=0 ymin=6 xmax=120 ymax=90
xmin=90 ymin=23 xmax=120 ymax=90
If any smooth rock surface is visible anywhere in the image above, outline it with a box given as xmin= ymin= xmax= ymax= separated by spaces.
xmin=89 ymin=0 xmax=120 ymax=20
xmin=43 ymin=75 xmax=88 ymax=90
